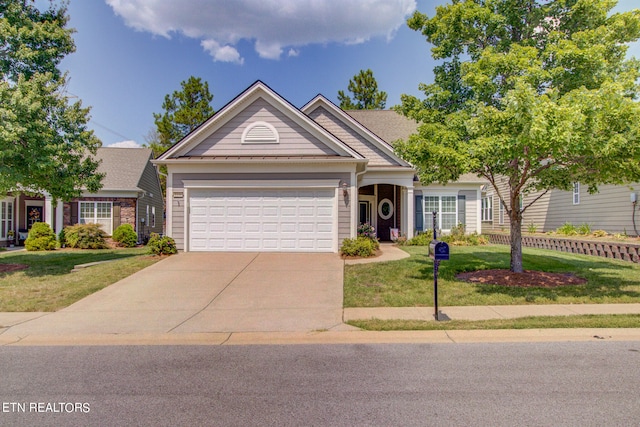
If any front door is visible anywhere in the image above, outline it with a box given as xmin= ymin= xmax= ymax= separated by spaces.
xmin=26 ymin=206 xmax=43 ymax=229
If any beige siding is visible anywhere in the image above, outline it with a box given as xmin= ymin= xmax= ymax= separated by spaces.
xmin=186 ymin=98 xmax=338 ymax=157
xmin=460 ymin=190 xmax=478 ymax=233
xmin=338 ymin=189 xmax=351 ymax=245
xmin=307 ymin=106 xmax=400 ymax=166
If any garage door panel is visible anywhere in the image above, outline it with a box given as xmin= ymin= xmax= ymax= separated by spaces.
xmin=189 ymin=188 xmax=336 ymax=252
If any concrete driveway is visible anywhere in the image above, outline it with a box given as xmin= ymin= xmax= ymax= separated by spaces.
xmin=6 ymin=253 xmax=346 ymax=335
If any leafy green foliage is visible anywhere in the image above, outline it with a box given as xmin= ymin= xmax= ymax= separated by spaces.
xmin=112 ymin=224 xmax=138 ymax=248
xmin=338 ymin=69 xmax=387 ymax=110
xmin=577 ymin=223 xmax=592 ymax=235
xmin=147 ymin=233 xmax=177 ymax=255
xmin=556 ymin=222 xmax=578 ymax=236
xmin=24 ymin=222 xmax=56 ymax=251
xmin=396 ymin=0 xmax=640 ymax=272
xmin=64 ymin=224 xmax=108 ymax=249
xmin=592 ymin=230 xmax=608 ymax=238
xmin=0 ymin=1 xmax=103 ymax=200
xmin=403 ymin=231 xmax=432 ymax=246
xmin=340 ymin=236 xmax=379 ymax=257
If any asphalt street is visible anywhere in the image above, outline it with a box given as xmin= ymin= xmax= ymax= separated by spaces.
xmin=1 ymin=341 xmax=639 ymax=426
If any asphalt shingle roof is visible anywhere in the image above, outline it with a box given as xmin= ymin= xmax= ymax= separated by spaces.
xmin=93 ymin=147 xmax=153 ymax=191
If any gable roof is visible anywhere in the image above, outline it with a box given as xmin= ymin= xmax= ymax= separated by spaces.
xmin=156 ymin=81 xmax=365 ymax=162
xmin=94 ymin=147 xmax=153 ymax=191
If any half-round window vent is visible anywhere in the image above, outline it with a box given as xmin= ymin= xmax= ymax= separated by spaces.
xmin=241 ymin=121 xmax=279 ymax=144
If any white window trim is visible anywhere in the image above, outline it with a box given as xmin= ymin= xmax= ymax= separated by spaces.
xmin=481 ymin=195 xmax=493 ymax=222
xmin=423 ymin=195 xmax=458 ymax=232
xmin=499 ymin=201 xmax=505 ymax=225
xmin=1 ymin=198 xmax=15 ymax=240
xmin=79 ymin=201 xmax=113 ymax=235
xmin=573 ymin=182 xmax=580 ymax=205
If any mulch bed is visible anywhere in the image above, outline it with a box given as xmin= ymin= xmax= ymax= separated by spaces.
xmin=456 ymin=269 xmax=587 ymax=288
xmin=0 ymin=264 xmax=29 ymax=273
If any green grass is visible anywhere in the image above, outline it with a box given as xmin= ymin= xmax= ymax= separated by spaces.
xmin=348 ymin=314 xmax=640 ymax=331
xmin=344 ymin=245 xmax=640 ymax=307
xmin=0 ymin=247 xmax=160 ymax=312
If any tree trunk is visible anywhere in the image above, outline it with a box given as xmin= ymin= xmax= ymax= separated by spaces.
xmin=510 ymin=211 xmax=523 ymax=273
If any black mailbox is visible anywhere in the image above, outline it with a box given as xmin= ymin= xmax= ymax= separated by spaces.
xmin=429 ymin=240 xmax=450 ymax=261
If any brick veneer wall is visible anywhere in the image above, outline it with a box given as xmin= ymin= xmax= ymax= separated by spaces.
xmin=487 ymin=234 xmax=640 ymax=264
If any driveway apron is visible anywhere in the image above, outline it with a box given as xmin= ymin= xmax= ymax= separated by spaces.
xmin=6 ymin=253 xmax=345 ymax=335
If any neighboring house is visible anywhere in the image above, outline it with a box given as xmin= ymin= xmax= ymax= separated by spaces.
xmin=0 ymin=147 xmax=163 ymax=247
xmin=481 ymin=181 xmax=640 ymax=236
xmin=154 ymin=81 xmax=485 ymax=253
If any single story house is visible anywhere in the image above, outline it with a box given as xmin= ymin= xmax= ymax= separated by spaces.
xmin=155 ymin=81 xmax=486 ymax=253
xmin=0 ymin=147 xmax=163 ymax=247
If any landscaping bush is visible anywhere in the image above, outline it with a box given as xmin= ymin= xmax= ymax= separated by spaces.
xmin=64 ymin=223 xmax=108 ymax=249
xmin=404 ymin=231 xmax=432 ymax=246
xmin=556 ymin=222 xmax=578 ymax=236
xmin=441 ymin=231 xmax=488 ymax=246
xmin=147 ymin=233 xmax=177 ymax=255
xmin=112 ymin=224 xmax=138 ymax=248
xmin=527 ymin=222 xmax=538 ymax=233
xmin=58 ymin=228 xmax=66 ymax=247
xmin=357 ymin=222 xmax=376 ymax=240
xmin=340 ymin=236 xmax=378 ymax=257
xmin=24 ymin=222 xmax=57 ymax=251
xmin=577 ymin=223 xmax=592 ymax=235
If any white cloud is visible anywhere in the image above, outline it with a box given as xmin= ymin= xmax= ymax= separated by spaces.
xmin=108 ymin=140 xmax=142 ymax=148
xmin=106 ymin=0 xmax=416 ymax=63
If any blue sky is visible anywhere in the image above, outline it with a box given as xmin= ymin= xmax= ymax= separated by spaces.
xmin=56 ymin=0 xmax=640 ymax=148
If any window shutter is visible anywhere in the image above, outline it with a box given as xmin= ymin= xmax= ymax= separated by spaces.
xmin=113 ymin=205 xmax=121 ymax=229
xmin=71 ymin=203 xmax=78 ymax=225
xmin=458 ymin=195 xmax=466 ymax=228
xmin=415 ymin=195 xmax=423 ymax=231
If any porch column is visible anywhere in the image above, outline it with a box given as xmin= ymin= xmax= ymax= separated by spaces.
xmin=44 ymin=195 xmax=54 ymax=230
xmin=55 ymin=199 xmax=64 ymax=234
xmin=406 ymin=187 xmax=414 ymax=239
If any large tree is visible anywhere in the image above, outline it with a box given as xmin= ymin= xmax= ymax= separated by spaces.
xmin=150 ymin=76 xmax=214 ymax=156
xmin=395 ymin=0 xmax=640 ymax=272
xmin=338 ymin=69 xmax=388 ymax=110
xmin=0 ymin=0 xmax=103 ymax=201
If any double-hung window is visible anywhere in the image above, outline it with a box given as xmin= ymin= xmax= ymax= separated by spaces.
xmin=573 ymin=182 xmax=580 ymax=205
xmin=481 ymin=195 xmax=493 ymax=221
xmin=1 ymin=200 xmax=14 ymax=240
xmin=424 ymin=195 xmax=458 ymax=232
xmin=79 ymin=201 xmax=113 ymax=235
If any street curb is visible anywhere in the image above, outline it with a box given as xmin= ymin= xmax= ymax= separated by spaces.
xmin=2 ymin=328 xmax=640 ymax=347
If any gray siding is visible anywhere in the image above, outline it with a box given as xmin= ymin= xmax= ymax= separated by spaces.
xmin=171 ymin=194 xmax=185 ymax=249
xmin=137 ymin=158 xmax=164 ymax=236
xmin=307 ymin=106 xmax=400 ymax=166
xmin=186 ymin=98 xmax=338 ymax=157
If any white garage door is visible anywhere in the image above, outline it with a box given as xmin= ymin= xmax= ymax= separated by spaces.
xmin=189 ymin=188 xmax=336 ymax=252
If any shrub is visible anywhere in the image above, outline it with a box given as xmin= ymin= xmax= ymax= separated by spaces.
xmin=147 ymin=233 xmax=177 ymax=255
xmin=577 ymin=223 xmax=592 ymax=235
xmin=527 ymin=222 xmax=538 ymax=234
xmin=340 ymin=236 xmax=378 ymax=257
xmin=405 ymin=231 xmax=432 ymax=246
xmin=112 ymin=224 xmax=138 ymax=248
xmin=357 ymin=222 xmax=376 ymax=240
xmin=58 ymin=228 xmax=66 ymax=247
xmin=24 ymin=222 xmax=57 ymax=251
xmin=64 ymin=223 xmax=108 ymax=249
xmin=556 ymin=222 xmax=577 ymax=236
xmin=441 ymin=231 xmax=488 ymax=246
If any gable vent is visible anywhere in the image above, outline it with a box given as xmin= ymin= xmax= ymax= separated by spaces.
xmin=242 ymin=121 xmax=279 ymax=144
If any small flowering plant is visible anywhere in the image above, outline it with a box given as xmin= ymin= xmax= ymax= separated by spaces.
xmin=357 ymin=222 xmax=376 ymax=240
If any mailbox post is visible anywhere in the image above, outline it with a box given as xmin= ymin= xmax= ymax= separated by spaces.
xmin=429 ymin=211 xmax=449 ymax=321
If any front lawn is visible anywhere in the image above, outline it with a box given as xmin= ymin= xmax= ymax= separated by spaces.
xmin=0 ymin=247 xmax=161 ymax=312
xmin=344 ymin=245 xmax=640 ymax=307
